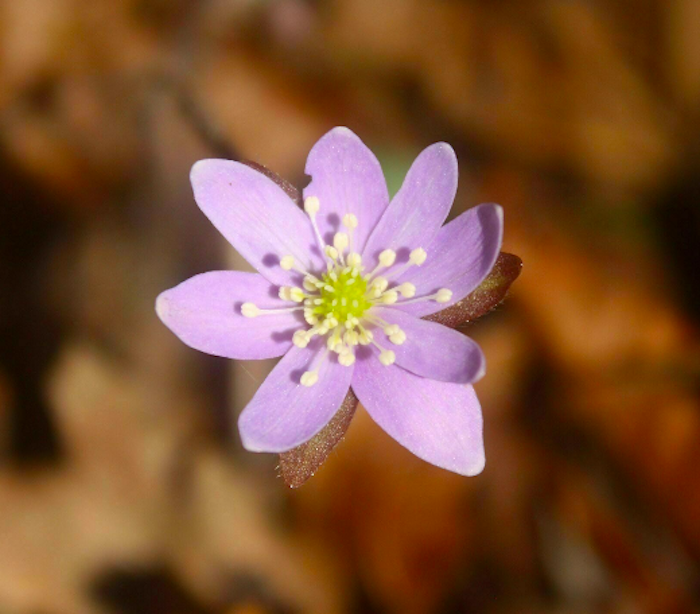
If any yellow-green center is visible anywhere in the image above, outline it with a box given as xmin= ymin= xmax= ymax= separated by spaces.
xmin=312 ymin=269 xmax=371 ymax=322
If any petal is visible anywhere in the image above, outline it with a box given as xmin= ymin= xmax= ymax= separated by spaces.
xmin=371 ymin=307 xmax=485 ymax=384
xmin=156 ymin=271 xmax=299 ymax=360
xmin=395 ymin=204 xmax=503 ymax=318
xmin=238 ymin=342 xmax=355 ymax=452
xmin=190 ymin=159 xmax=323 ymax=286
xmin=362 ymin=143 xmax=457 ymax=270
xmin=352 ymin=349 xmax=485 ymax=476
xmin=303 ymin=127 xmax=390 ymax=253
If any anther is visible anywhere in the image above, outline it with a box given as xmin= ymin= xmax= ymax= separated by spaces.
xmin=289 ymin=287 xmax=306 ymax=302
xmin=379 ymin=290 xmax=398 ymax=304
xmin=396 ymin=282 xmax=416 ymax=298
xmin=371 ymin=277 xmax=389 ymax=293
xmin=379 ymin=349 xmax=396 ymax=366
xmin=389 ymin=329 xmax=406 ymax=345
xmin=303 ymin=278 xmax=318 ymax=291
xmin=241 ymin=303 xmax=260 ymax=318
xmin=280 ymin=255 xmax=295 ymax=271
xmin=384 ymin=324 xmax=400 ymax=336
xmin=278 ymin=287 xmax=292 ymax=301
xmin=347 ymin=252 xmax=362 ymax=268
xmin=325 ymin=245 xmax=339 ymax=260
xmin=304 ymin=196 xmax=320 ymax=215
xmin=342 ymin=213 xmax=358 ymax=229
xmin=435 ymin=288 xmax=453 ymax=303
xmin=339 ymin=351 xmax=356 ymax=367
xmin=300 ymin=371 xmax=319 ymax=387
xmin=293 ymin=330 xmax=310 ymax=348
xmin=333 ymin=232 xmax=349 ymax=252
xmin=379 ymin=249 xmax=397 ymax=267
xmin=358 ymin=328 xmax=374 ymax=345
xmin=409 ymin=248 xmax=427 ymax=265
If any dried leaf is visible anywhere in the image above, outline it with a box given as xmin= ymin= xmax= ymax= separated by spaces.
xmin=279 ymin=389 xmax=358 ymax=488
xmin=426 ymin=252 xmax=523 ymax=329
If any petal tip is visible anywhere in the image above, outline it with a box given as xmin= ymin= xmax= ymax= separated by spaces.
xmin=155 ymin=291 xmax=170 ymax=323
xmin=189 ymin=158 xmax=215 ymax=183
xmin=464 ymin=452 xmax=485 ymax=477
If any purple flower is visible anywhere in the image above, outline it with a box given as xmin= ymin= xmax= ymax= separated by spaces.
xmin=156 ymin=127 xmax=503 ymax=476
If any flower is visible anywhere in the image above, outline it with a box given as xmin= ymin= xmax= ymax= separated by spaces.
xmin=156 ymin=127 xmax=503 ymax=476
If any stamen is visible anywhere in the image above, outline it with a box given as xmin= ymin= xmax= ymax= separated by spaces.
xmin=342 ymin=213 xmax=358 ymax=230
xmin=280 ymin=255 xmax=310 ymax=277
xmin=384 ymin=247 xmax=428 ymax=281
xmin=303 ymin=277 xmax=319 ymax=291
xmin=278 ymin=287 xmax=292 ymax=301
xmin=379 ymin=249 xmax=397 ymax=267
xmin=410 ymin=247 xmax=427 ymax=265
xmin=241 ymin=303 xmax=259 ymax=318
xmin=304 ymin=196 xmax=329 ymax=258
xmin=389 ymin=329 xmax=406 ymax=345
xmin=347 ymin=252 xmax=362 ymax=268
xmin=300 ymin=347 xmax=330 ymax=387
xmin=289 ymin=287 xmax=306 ymax=302
xmin=435 ymin=288 xmax=453 ymax=303
xmin=325 ymin=245 xmax=339 ymax=261
xmin=357 ymin=325 xmax=374 ymax=345
xmin=300 ymin=371 xmax=318 ymax=387
xmin=379 ymin=350 xmax=396 ymax=366
xmin=343 ymin=214 xmax=358 ymax=251
xmin=241 ymin=303 xmax=303 ymax=318
xmin=338 ymin=349 xmax=356 ymax=366
xmin=293 ymin=330 xmax=310 ymax=348
xmin=371 ymin=277 xmax=388 ymax=293
xmin=304 ymin=196 xmax=320 ymax=215
xmin=333 ymin=232 xmax=349 ymax=253
xmin=394 ymin=288 xmax=453 ymax=305
xmin=376 ymin=290 xmax=398 ymax=304
xmin=395 ymin=282 xmax=416 ymax=298
xmin=367 ymin=249 xmax=396 ymax=278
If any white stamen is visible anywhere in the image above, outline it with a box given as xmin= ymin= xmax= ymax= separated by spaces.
xmin=300 ymin=371 xmax=319 ymax=387
xmin=343 ymin=213 xmax=358 ymax=229
xmin=278 ymin=287 xmax=292 ymax=301
xmin=347 ymin=252 xmax=362 ymax=268
xmin=289 ymin=287 xmax=306 ymax=302
xmin=379 ymin=249 xmax=397 ymax=267
xmin=303 ymin=277 xmax=318 ymax=291
xmin=371 ymin=277 xmax=388 ymax=293
xmin=383 ymin=324 xmax=400 ymax=336
xmin=304 ymin=311 xmax=318 ymax=325
xmin=241 ymin=302 xmax=260 ymax=318
xmin=339 ymin=351 xmax=356 ymax=366
xmin=333 ymin=232 xmax=349 ymax=253
xmin=280 ymin=255 xmax=295 ymax=271
xmin=389 ymin=329 xmax=406 ymax=345
xmin=293 ymin=330 xmax=310 ymax=348
xmin=435 ymin=288 xmax=453 ymax=303
xmin=358 ymin=327 xmax=374 ymax=345
xmin=304 ymin=196 xmax=320 ymax=215
xmin=409 ymin=247 xmax=427 ymax=265
xmin=379 ymin=349 xmax=396 ymax=366
xmin=396 ymin=282 xmax=416 ymax=298
xmin=344 ymin=330 xmax=359 ymax=346
xmin=378 ymin=290 xmax=398 ymax=304
xmin=325 ymin=245 xmax=339 ymax=260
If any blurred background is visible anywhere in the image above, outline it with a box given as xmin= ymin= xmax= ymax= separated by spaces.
xmin=2 ymin=0 xmax=700 ymax=613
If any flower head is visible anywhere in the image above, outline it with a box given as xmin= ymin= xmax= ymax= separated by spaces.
xmin=156 ymin=127 xmax=503 ymax=476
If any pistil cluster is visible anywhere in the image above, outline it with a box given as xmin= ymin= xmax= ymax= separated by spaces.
xmin=241 ymin=196 xmax=453 ymax=386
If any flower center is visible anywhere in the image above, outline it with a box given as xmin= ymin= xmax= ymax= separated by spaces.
xmin=314 ymin=268 xmax=371 ymax=323
xmin=240 ymin=195 xmax=454 ymax=386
